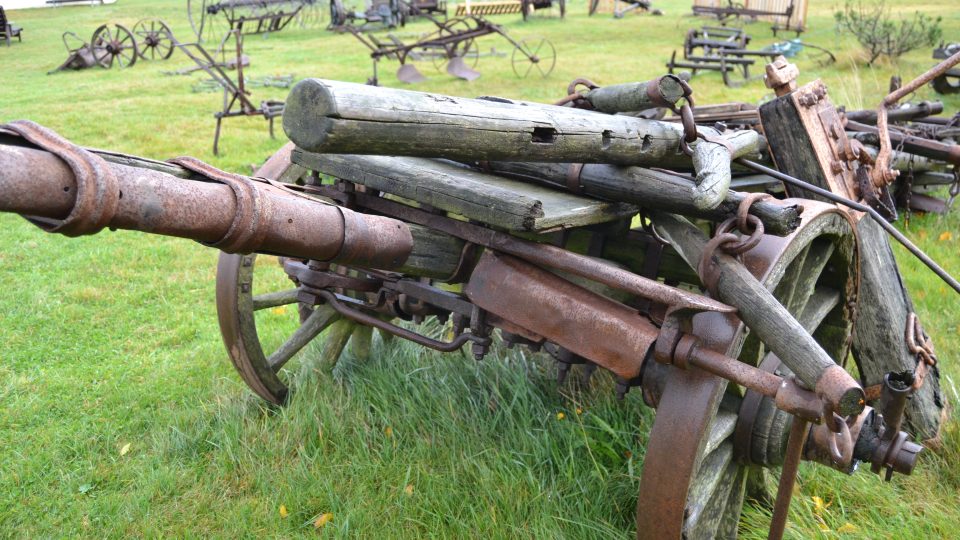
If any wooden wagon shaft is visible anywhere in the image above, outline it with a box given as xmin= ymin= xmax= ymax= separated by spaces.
xmin=282 ymin=78 xmax=762 ymax=210
xmin=846 ymin=121 xmax=960 ymax=166
xmin=470 ymin=160 xmax=802 ymax=235
xmin=0 ymin=129 xmax=422 ymax=272
xmin=652 ymin=211 xmax=865 ymax=417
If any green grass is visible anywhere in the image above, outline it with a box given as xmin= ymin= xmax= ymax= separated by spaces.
xmin=1 ymin=0 xmax=960 ymax=537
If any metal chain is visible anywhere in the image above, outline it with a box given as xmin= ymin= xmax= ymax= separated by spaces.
xmin=948 ymin=167 xmax=960 ymax=209
xmin=863 ymin=311 xmax=938 ymax=401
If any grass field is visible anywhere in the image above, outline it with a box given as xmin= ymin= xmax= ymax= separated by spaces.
xmin=2 ymin=0 xmax=960 ymax=537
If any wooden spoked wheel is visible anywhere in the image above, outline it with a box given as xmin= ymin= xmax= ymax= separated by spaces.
xmin=91 ymin=24 xmax=138 ymax=69
xmin=133 ymin=19 xmax=175 ymax=61
xmin=188 ymin=0 xmax=230 ymax=43
xmin=510 ymin=37 xmax=556 ymax=78
xmin=216 ymin=253 xmax=356 ymax=405
xmin=637 ymin=203 xmax=858 ymax=539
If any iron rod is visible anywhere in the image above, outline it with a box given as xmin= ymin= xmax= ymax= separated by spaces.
xmin=737 ymin=159 xmax=960 ymax=295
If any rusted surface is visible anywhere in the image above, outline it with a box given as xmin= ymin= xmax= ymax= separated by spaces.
xmin=0 ymin=128 xmax=413 ymax=270
xmin=465 ymin=251 xmax=658 ymax=379
xmin=767 ymin=417 xmax=810 ymax=540
xmin=315 ymin=186 xmax=735 ymax=314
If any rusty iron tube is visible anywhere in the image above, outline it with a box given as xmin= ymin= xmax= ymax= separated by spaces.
xmin=0 ymin=144 xmax=412 ymax=269
xmin=676 ymin=335 xmax=783 ymax=397
xmin=768 ymin=417 xmax=810 ymax=540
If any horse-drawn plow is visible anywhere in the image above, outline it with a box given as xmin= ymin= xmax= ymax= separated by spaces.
xmin=346 ymin=14 xmax=555 ymax=83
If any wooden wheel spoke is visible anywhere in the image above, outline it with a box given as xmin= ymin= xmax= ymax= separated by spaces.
xmin=788 ymin=241 xmax=835 ymax=317
xmin=798 ymin=286 xmax=841 ymax=332
xmin=252 ymin=288 xmax=300 ymax=311
xmin=267 ymin=305 xmax=339 ymax=371
xmin=703 ymin=409 xmax=738 ymax=457
xmin=771 ymin=241 xmax=810 ymax=313
xmin=684 ymin=442 xmax=735 ymax=533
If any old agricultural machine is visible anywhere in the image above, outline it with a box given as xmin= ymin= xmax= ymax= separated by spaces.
xmin=188 ymin=0 xmax=310 ymax=43
xmin=2 ymin=53 xmax=959 ymax=538
xmin=49 ymin=19 xmax=175 ymax=73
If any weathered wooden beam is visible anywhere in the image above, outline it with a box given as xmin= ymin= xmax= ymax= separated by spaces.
xmin=474 ymin=161 xmax=801 ymax=235
xmin=850 ymin=218 xmax=943 ymax=441
xmin=283 ymin=78 xmax=761 ymax=210
xmin=292 ymin=151 xmax=638 ymax=232
xmin=653 ymin=211 xmax=865 ymax=417
xmin=579 ymin=75 xmax=686 ymax=113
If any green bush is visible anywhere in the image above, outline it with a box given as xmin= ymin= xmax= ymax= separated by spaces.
xmin=835 ymin=0 xmax=943 ymax=65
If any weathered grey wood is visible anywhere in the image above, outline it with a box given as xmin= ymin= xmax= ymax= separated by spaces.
xmin=653 ymin=211 xmax=863 ymax=416
xmin=476 ymin=161 xmax=801 ymax=235
xmin=319 ymin=319 xmax=356 ymax=371
xmin=684 ymin=443 xmax=735 ymax=538
xmin=580 ymin=76 xmax=686 ymax=114
xmin=267 ymin=306 xmax=340 ymax=371
xmin=283 ymin=79 xmax=760 ymax=210
xmin=293 ymin=151 xmax=638 ymax=232
xmin=400 ymin=225 xmax=465 ymax=279
xmin=703 ymin=410 xmax=738 ymax=456
xmin=252 ymin=288 xmax=300 ymax=311
xmin=852 ymin=218 xmax=943 ymax=441
xmin=350 ymin=324 xmax=374 ymax=361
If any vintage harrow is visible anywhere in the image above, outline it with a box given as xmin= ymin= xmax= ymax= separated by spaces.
xmin=3 ymin=52 xmax=960 ymax=538
xmin=188 ymin=0 xmax=306 ymax=43
xmin=348 ymin=14 xmax=555 ymax=83
xmin=49 ymin=19 xmax=175 ymax=74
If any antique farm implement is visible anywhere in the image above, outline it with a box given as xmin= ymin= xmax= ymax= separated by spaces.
xmin=50 ymin=19 xmax=175 ymax=73
xmin=173 ymin=31 xmax=285 ymax=155
xmin=188 ymin=0 xmax=306 ymax=43
xmin=1 ymin=55 xmax=958 ymax=538
xmin=932 ymin=42 xmax=960 ymax=94
xmin=691 ymin=0 xmax=805 ymax=36
xmin=348 ymin=14 xmax=555 ymax=83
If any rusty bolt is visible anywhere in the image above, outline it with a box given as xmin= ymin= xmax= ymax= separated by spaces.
xmin=830 ymin=160 xmax=844 ymax=174
xmin=764 ymin=56 xmax=799 ymax=97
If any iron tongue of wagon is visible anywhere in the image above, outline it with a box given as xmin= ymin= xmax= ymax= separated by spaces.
xmin=1 ymin=56 xmax=958 ymax=538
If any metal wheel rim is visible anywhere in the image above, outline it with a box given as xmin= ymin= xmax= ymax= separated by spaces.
xmin=637 ymin=202 xmax=858 ymax=539
xmin=510 ymin=37 xmax=556 ymax=78
xmin=188 ymin=0 xmax=209 ymax=41
xmin=91 ymin=24 xmax=139 ymax=69
xmin=133 ymin=19 xmax=175 ymax=61
xmin=431 ymin=38 xmax=478 ymax=72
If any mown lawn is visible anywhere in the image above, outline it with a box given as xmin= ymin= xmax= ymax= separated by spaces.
xmin=1 ymin=0 xmax=959 ymax=537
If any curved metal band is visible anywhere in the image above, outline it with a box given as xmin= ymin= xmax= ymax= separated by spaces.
xmin=168 ymin=156 xmax=273 ymax=254
xmin=1 ymin=120 xmax=119 ymax=237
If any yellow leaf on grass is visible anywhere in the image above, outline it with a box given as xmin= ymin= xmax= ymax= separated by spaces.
xmin=837 ymin=522 xmax=858 ymax=534
xmin=811 ymin=496 xmax=831 ymax=514
xmin=119 ymin=443 xmax=131 ymax=456
xmin=939 ymin=231 xmax=953 ymax=242
xmin=556 ymin=412 xmax=566 ymax=421
xmin=271 ymin=306 xmax=288 ymax=315
xmin=918 ymin=229 xmax=928 ymax=240
xmin=575 ymin=407 xmax=583 ymax=415
xmin=314 ymin=513 xmax=333 ymax=528
xmin=279 ymin=505 xmax=288 ymax=518
xmin=404 ymin=484 xmax=414 ymax=496
xmin=384 ymin=426 xmax=393 ymax=438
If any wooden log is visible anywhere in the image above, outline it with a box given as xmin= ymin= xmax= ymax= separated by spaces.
xmin=476 ymin=161 xmax=802 ymax=235
xmin=653 ymin=211 xmax=864 ymax=417
xmin=318 ymin=319 xmax=356 ymax=371
xmin=851 ymin=218 xmax=943 ymax=441
xmin=400 ymin=225 xmax=465 ymax=279
xmin=580 ymin=75 xmax=686 ymax=114
xmin=283 ymin=78 xmax=761 ymax=210
xmin=293 ymin=151 xmax=638 ymax=232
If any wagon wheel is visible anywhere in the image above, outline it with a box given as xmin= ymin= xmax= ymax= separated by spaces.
xmin=637 ymin=203 xmax=860 ymax=538
xmin=91 ymin=24 xmax=139 ymax=69
xmin=330 ymin=0 xmax=349 ymax=27
xmin=932 ymin=73 xmax=960 ymax=94
xmin=133 ymin=19 xmax=175 ymax=61
xmin=510 ymin=37 xmax=556 ymax=78
xmin=297 ymin=0 xmax=326 ymax=28
xmin=189 ymin=0 xmax=230 ymax=43
xmin=431 ymin=38 xmax=479 ymax=72
xmin=218 ymin=253 xmax=357 ymax=405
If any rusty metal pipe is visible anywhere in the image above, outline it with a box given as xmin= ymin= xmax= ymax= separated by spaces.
xmin=0 ymin=143 xmax=412 ymax=269
xmin=768 ymin=417 xmax=810 ymax=540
